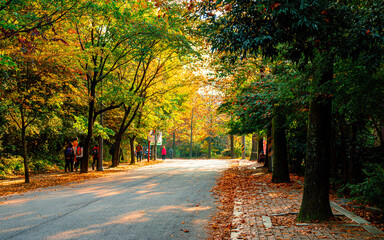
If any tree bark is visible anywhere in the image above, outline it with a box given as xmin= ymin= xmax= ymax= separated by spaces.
xmin=172 ymin=132 xmax=176 ymax=158
xmin=265 ymin=126 xmax=272 ymax=171
xmin=20 ymin=107 xmax=30 ymax=183
xmin=257 ymin=137 xmax=263 ymax=160
xmin=111 ymin=133 xmax=123 ymax=167
xmin=81 ymin=85 xmax=95 ymax=173
xmin=271 ymin=107 xmax=290 ymax=183
xmin=111 ymin=104 xmax=141 ymax=166
xmin=298 ymin=53 xmax=334 ymax=222
xmin=250 ymin=133 xmax=258 ymax=161
xmin=208 ymin=137 xmax=212 ymax=159
xmin=130 ymin=136 xmax=136 ymax=165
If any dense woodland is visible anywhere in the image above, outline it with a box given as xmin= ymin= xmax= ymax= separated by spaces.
xmin=1 ymin=0 xmax=384 ymax=222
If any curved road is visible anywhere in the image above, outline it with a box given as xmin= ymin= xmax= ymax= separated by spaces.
xmin=0 ymin=159 xmax=229 ymax=240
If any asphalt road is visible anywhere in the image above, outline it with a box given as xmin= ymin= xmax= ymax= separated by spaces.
xmin=0 ymin=159 xmax=229 ymax=240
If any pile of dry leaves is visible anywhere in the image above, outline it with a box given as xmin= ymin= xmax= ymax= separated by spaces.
xmin=207 ymin=161 xmax=255 ymax=239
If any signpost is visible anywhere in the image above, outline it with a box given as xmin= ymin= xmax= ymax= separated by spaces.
xmin=147 ymin=130 xmax=162 ymax=161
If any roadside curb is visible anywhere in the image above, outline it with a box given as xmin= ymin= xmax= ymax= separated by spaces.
xmin=330 ymin=201 xmax=384 ymax=236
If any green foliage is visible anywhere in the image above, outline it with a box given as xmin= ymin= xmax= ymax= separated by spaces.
xmin=30 ymin=158 xmax=57 ymax=174
xmin=73 ymin=115 xmax=115 ymax=140
xmin=0 ymin=157 xmax=24 ymax=177
xmin=346 ymin=163 xmax=384 ymax=209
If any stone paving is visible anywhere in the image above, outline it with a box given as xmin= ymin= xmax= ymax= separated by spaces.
xmin=230 ymin=163 xmax=384 ymax=240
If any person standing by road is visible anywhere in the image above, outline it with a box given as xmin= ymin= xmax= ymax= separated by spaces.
xmin=168 ymin=147 xmax=173 ymax=159
xmin=75 ymin=142 xmax=83 ymax=171
xmin=92 ymin=144 xmax=99 ymax=170
xmin=64 ymin=142 xmax=74 ymax=172
xmin=72 ymin=138 xmax=78 ymax=168
xmin=136 ymin=143 xmax=143 ymax=162
xmin=161 ymin=146 xmax=167 ymax=160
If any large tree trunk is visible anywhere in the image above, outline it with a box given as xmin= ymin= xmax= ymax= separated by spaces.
xmin=250 ymin=133 xmax=258 ymax=160
xmin=298 ymin=53 xmax=334 ymax=222
xmin=267 ymin=125 xmax=273 ymax=172
xmin=130 ymin=136 xmax=136 ymax=165
xmin=111 ymin=104 xmax=140 ymax=166
xmin=98 ymin=135 xmax=104 ymax=171
xmin=112 ymin=111 xmax=128 ymax=167
xmin=21 ymin=126 xmax=29 ymax=183
xmin=112 ymin=133 xmax=123 ymax=167
xmin=20 ymin=107 xmax=30 ymax=183
xmin=257 ymin=137 xmax=263 ymax=160
xmin=230 ymin=135 xmax=235 ymax=159
xmin=81 ymin=87 xmax=95 ymax=173
xmin=271 ymin=107 xmax=290 ymax=183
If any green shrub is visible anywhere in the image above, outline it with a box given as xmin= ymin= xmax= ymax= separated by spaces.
xmin=30 ymin=158 xmax=59 ymax=174
xmin=0 ymin=157 xmax=24 ymax=175
xmin=347 ymin=163 xmax=384 ymax=209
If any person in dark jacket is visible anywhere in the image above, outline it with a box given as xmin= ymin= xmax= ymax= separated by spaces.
xmin=64 ymin=142 xmax=74 ymax=172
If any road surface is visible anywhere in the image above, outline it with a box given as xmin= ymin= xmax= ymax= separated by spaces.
xmin=0 ymin=159 xmax=229 ymax=240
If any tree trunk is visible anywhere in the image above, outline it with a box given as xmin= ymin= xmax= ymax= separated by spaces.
xmin=257 ymin=137 xmax=263 ymax=160
xmin=98 ymin=135 xmax=104 ymax=171
xmin=111 ymin=104 xmax=139 ymax=166
xmin=130 ymin=136 xmax=136 ymax=165
xmin=208 ymin=138 xmax=212 ymax=159
xmin=22 ymin=127 xmax=30 ymax=183
xmin=298 ymin=53 xmax=334 ymax=222
xmin=20 ymin=108 xmax=30 ymax=184
xmin=271 ymin=108 xmax=290 ymax=183
xmin=330 ymin=115 xmax=338 ymax=190
xmin=230 ymin=135 xmax=235 ymax=159
xmin=112 ymin=133 xmax=123 ymax=167
xmin=173 ymin=132 xmax=176 ymax=158
xmin=250 ymin=133 xmax=258 ymax=160
xmin=266 ymin=126 xmax=272 ymax=171
xmin=81 ymin=87 xmax=96 ymax=173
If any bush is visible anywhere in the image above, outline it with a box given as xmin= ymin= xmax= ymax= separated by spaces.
xmin=346 ymin=163 xmax=384 ymax=209
xmin=30 ymin=159 xmax=57 ymax=174
xmin=0 ymin=157 xmax=24 ymax=176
